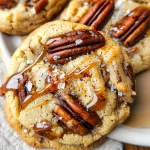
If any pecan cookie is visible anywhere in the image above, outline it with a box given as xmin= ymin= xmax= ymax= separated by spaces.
xmin=0 ymin=21 xmax=135 ymax=149
xmin=0 ymin=0 xmax=67 ymax=35
xmin=60 ymin=0 xmax=150 ymax=74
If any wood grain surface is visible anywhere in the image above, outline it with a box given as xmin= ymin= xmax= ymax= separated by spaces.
xmin=124 ymin=144 xmax=150 ymax=150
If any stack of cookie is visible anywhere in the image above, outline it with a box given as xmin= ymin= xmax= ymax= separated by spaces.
xmin=0 ymin=0 xmax=149 ymax=149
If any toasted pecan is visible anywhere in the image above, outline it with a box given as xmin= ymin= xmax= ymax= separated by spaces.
xmin=57 ymin=95 xmax=100 ymax=126
xmin=111 ymin=6 xmax=150 ymax=47
xmin=53 ymin=94 xmax=101 ymax=135
xmin=80 ymin=0 xmax=114 ymax=29
xmin=45 ymin=30 xmax=105 ymax=64
xmin=54 ymin=105 xmax=89 ymax=135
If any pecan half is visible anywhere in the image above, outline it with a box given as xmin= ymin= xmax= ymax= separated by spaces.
xmin=79 ymin=0 xmax=114 ymax=29
xmin=111 ymin=6 xmax=150 ymax=47
xmin=0 ymin=0 xmax=17 ymax=9
xmin=53 ymin=95 xmax=100 ymax=135
xmin=45 ymin=30 xmax=105 ymax=64
xmin=54 ymin=105 xmax=89 ymax=135
xmin=34 ymin=0 xmax=48 ymax=13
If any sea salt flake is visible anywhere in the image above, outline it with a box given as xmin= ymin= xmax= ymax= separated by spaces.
xmin=26 ymin=60 xmax=33 ymax=65
xmin=83 ymin=2 xmax=89 ymax=6
xmin=59 ymin=117 xmax=62 ymax=120
xmin=25 ymin=81 xmax=33 ymax=92
xmin=59 ymin=73 xmax=65 ymax=79
xmin=101 ymin=63 xmax=105 ymax=67
xmin=53 ymin=56 xmax=60 ymax=61
xmin=75 ymin=39 xmax=83 ymax=45
xmin=106 ymin=68 xmax=110 ymax=72
xmin=57 ymin=82 xmax=65 ymax=89
xmin=23 ymin=129 xmax=28 ymax=133
xmin=118 ymin=91 xmax=123 ymax=96
xmin=111 ymin=84 xmax=116 ymax=92
xmin=69 ymin=57 xmax=72 ymax=60
xmin=52 ymin=68 xmax=58 ymax=73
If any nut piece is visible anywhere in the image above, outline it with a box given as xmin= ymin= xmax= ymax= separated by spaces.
xmin=45 ymin=30 xmax=105 ymax=64
xmin=34 ymin=0 xmax=48 ymax=13
xmin=54 ymin=105 xmax=89 ymax=135
xmin=111 ymin=6 xmax=150 ymax=47
xmin=53 ymin=95 xmax=100 ymax=135
xmin=79 ymin=0 xmax=114 ymax=29
xmin=57 ymin=95 xmax=100 ymax=126
xmin=0 ymin=0 xmax=17 ymax=9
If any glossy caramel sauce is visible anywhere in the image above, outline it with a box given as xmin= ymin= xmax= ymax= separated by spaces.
xmin=1 ymin=50 xmax=107 ymax=111
xmin=22 ymin=82 xmax=57 ymax=109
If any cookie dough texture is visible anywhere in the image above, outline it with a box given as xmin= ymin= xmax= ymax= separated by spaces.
xmin=0 ymin=0 xmax=67 ymax=35
xmin=60 ymin=0 xmax=150 ymax=74
xmin=5 ymin=21 xmax=134 ymax=149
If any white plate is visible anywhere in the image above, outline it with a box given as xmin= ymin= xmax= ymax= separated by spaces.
xmin=0 ymin=32 xmax=150 ymax=147
xmin=0 ymin=33 xmax=26 ymax=67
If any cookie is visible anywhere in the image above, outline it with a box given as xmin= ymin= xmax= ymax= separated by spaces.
xmin=1 ymin=21 xmax=135 ymax=149
xmin=60 ymin=0 xmax=150 ymax=74
xmin=0 ymin=0 xmax=67 ymax=35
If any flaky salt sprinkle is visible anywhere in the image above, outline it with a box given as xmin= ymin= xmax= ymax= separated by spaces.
xmin=26 ymin=60 xmax=33 ymax=65
xmin=53 ymin=56 xmax=60 ymax=61
xmin=59 ymin=73 xmax=65 ymax=79
xmin=118 ymin=91 xmax=123 ymax=97
xmin=75 ymin=39 xmax=83 ymax=45
xmin=25 ymin=81 xmax=32 ymax=92
xmin=83 ymin=2 xmax=89 ymax=6
xmin=23 ymin=129 xmax=28 ymax=133
xmin=111 ymin=84 xmax=116 ymax=92
xmin=52 ymin=68 xmax=58 ymax=73
xmin=101 ymin=63 xmax=105 ymax=67
xmin=57 ymin=82 xmax=65 ymax=89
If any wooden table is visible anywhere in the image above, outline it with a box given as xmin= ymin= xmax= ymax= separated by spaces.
xmin=124 ymin=144 xmax=150 ymax=150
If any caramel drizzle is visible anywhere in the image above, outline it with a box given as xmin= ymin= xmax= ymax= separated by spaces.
xmin=22 ymin=82 xmax=57 ymax=109
xmin=25 ymin=100 xmax=51 ymax=110
xmin=0 ymin=34 xmax=106 ymax=112
xmin=1 ymin=48 xmax=46 ymax=94
xmin=22 ymin=61 xmax=99 ymax=109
